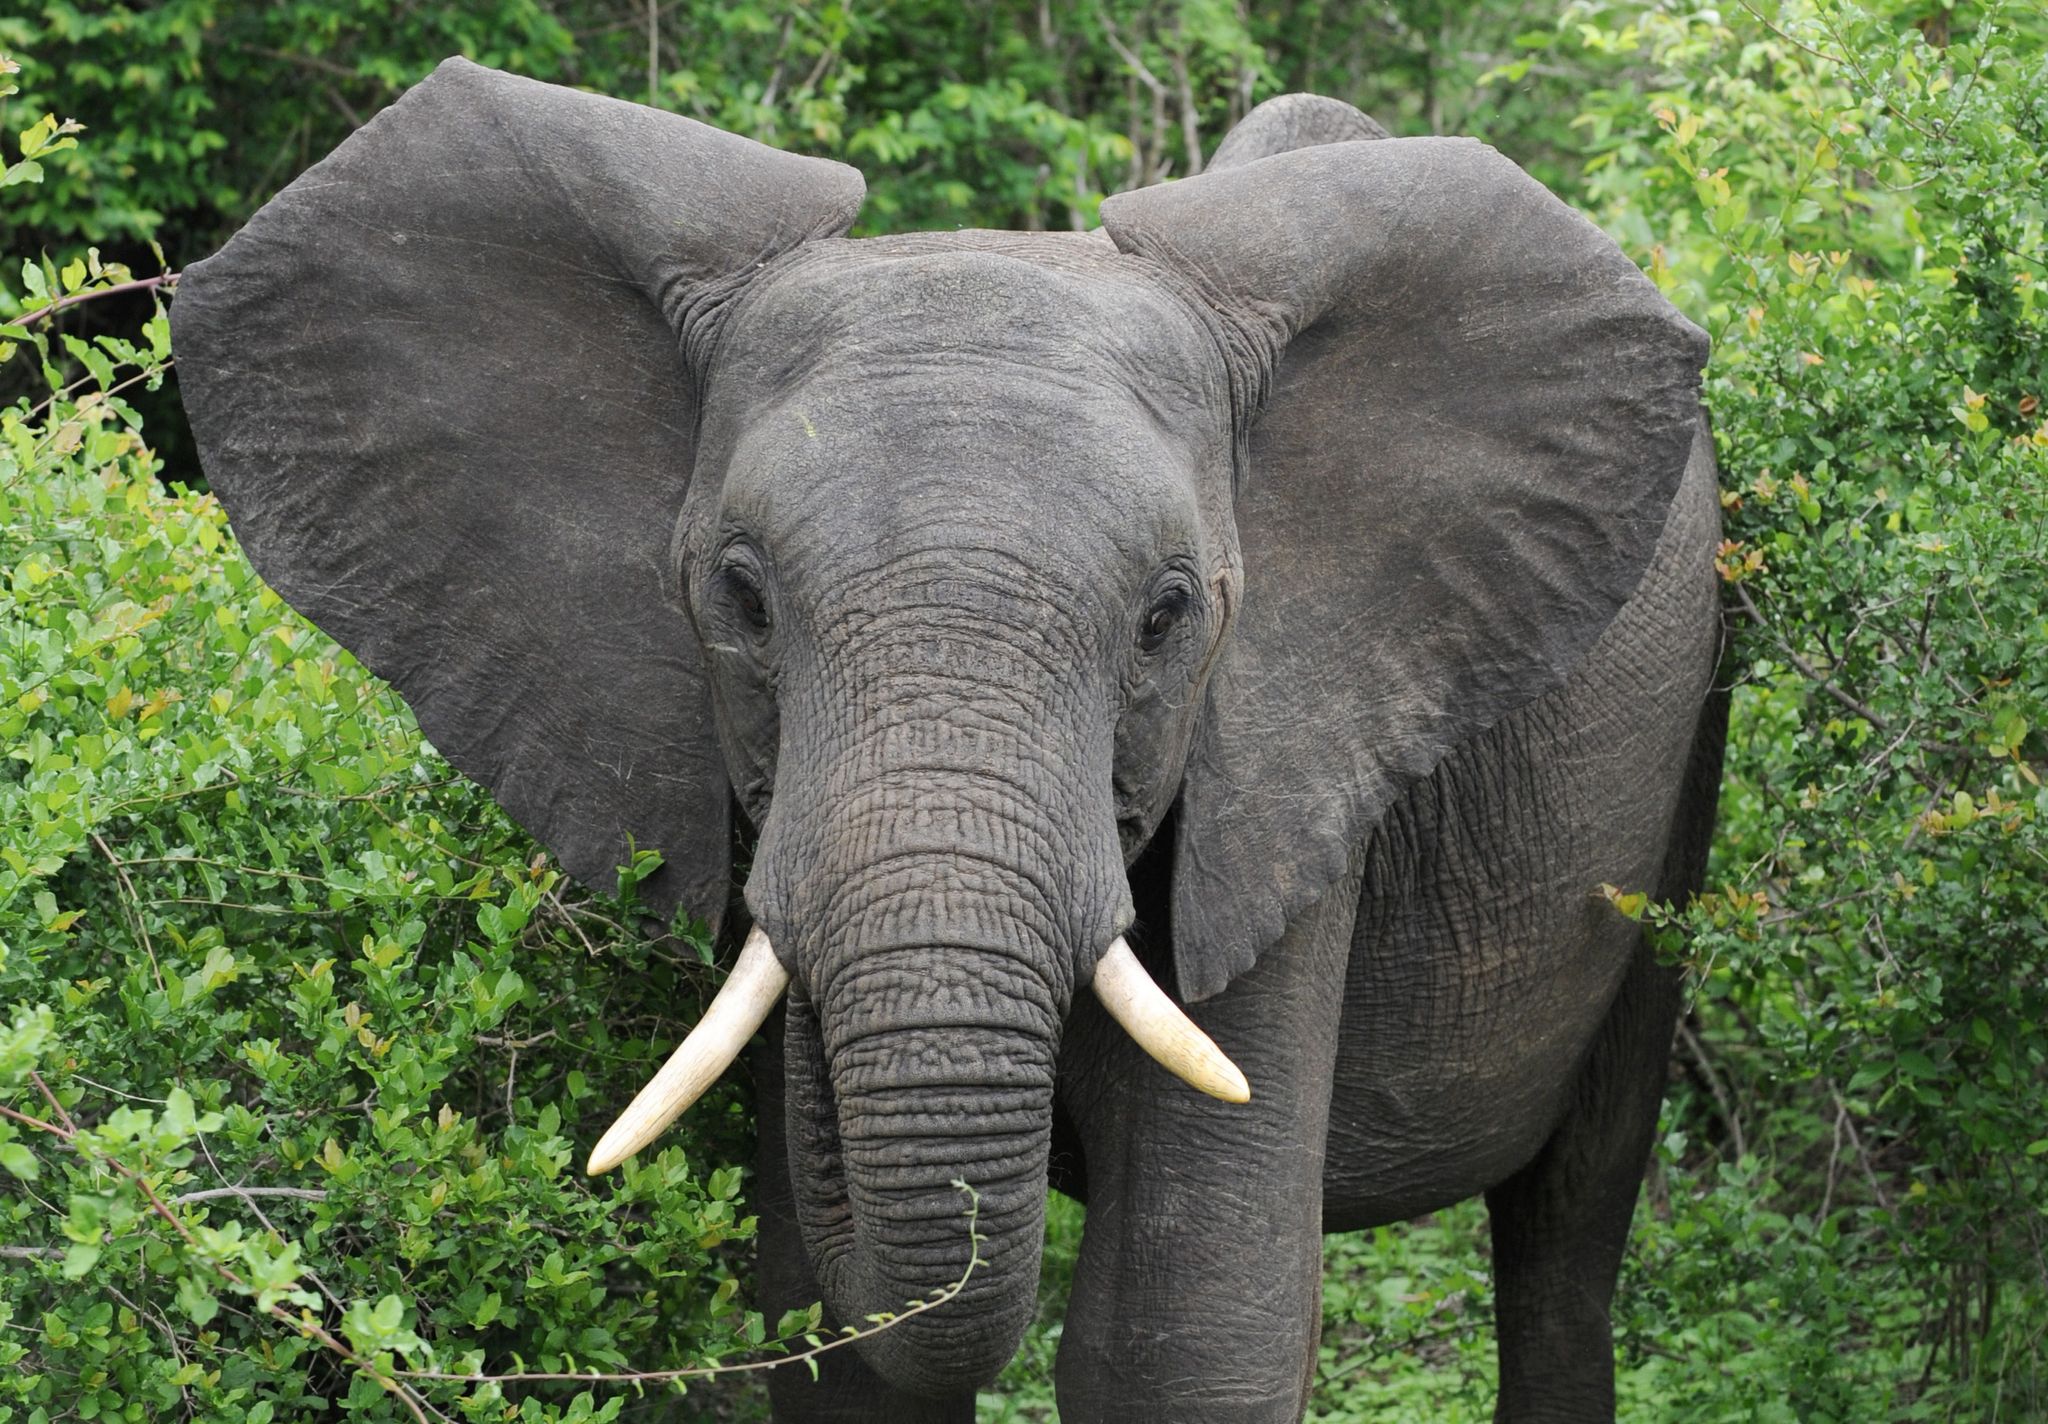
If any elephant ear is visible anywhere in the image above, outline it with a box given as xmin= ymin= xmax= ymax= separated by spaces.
xmin=1206 ymin=91 xmax=1387 ymax=168
xmin=1100 ymin=131 xmax=1707 ymax=1002
xmin=172 ymin=58 xmax=864 ymax=928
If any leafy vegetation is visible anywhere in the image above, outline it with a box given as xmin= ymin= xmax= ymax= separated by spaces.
xmin=1585 ymin=5 xmax=2047 ymax=1416
xmin=0 ymin=122 xmax=780 ymax=1423
xmin=4 ymin=2 xmax=2045 ymax=1420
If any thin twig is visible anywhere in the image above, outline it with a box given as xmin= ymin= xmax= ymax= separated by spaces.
xmin=792 ymin=43 xmax=837 ymax=101
xmin=1820 ymin=1097 xmax=1847 ymax=1221
xmin=1102 ymin=15 xmax=1171 ymax=184
xmin=105 ymin=1283 xmax=196 ymax=1415
xmin=503 ymin=1045 xmax=520 ymax=1121
xmin=1168 ymin=27 xmax=1202 ymax=177
xmin=19 ymin=359 xmax=174 ymax=435
xmin=1732 ymin=581 xmax=1972 ymax=768
xmin=543 ymin=886 xmax=602 ymax=956
xmin=196 ymin=1131 xmax=347 ymax=1310
xmin=114 ymin=853 xmax=336 ymax=886
xmin=323 ymin=86 xmax=364 ymax=130
xmin=30 ymin=1071 xmax=75 ymax=1134
xmin=90 ymin=832 xmax=164 ymax=992
xmin=473 ymin=1031 xmax=557 ymax=1050
xmin=1101 ymin=15 xmax=1164 ymax=96
xmin=646 ymin=0 xmax=659 ymax=105
xmin=1731 ymin=582 xmax=1891 ymax=729
xmin=352 ymin=789 xmax=491 ymax=868
xmin=1828 ymin=1082 xmax=1892 ymax=1210
xmin=1812 ymin=4 xmax=1940 ymax=142
xmin=1318 ymin=1315 xmax=1480 ymax=1386
xmin=64 ymin=1074 xmax=163 ymax=1104
xmin=3 ymin=1084 xmax=984 ymax=1406
xmin=12 ymin=272 xmax=178 ymax=326
xmin=391 ymin=1189 xmax=983 ymax=1385
xmin=1676 ymin=1021 xmax=1747 ymax=1160
xmin=239 ymin=46 xmax=381 ymax=84
xmin=140 ymin=896 xmax=343 ymax=916
xmin=1733 ymin=0 xmax=1938 ymax=140
xmin=168 ymin=1186 xmax=330 ymax=1206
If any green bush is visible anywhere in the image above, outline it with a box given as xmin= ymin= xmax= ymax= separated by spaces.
xmin=1567 ymin=4 xmax=2046 ymax=1415
xmin=0 ymin=62 xmax=808 ymax=1420
xmin=0 ymin=1 xmax=1243 ymax=268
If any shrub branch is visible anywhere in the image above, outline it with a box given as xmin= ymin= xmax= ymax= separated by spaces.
xmin=0 ymin=1078 xmax=984 ymax=1407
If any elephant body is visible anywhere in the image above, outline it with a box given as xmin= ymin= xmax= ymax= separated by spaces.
xmin=172 ymin=66 xmax=1723 ymax=1424
xmin=763 ymin=423 xmax=1725 ymax=1424
xmin=1327 ymin=429 xmax=1723 ymax=1229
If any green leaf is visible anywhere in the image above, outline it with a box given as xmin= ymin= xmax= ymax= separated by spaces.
xmin=161 ymin=1085 xmax=196 ymax=1137
xmin=0 ymin=1141 xmax=39 ymax=1180
xmin=1896 ymin=1050 xmax=1941 ymax=1081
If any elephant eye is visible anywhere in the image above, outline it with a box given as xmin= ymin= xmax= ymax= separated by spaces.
xmin=716 ymin=565 xmax=772 ymax=634
xmin=1138 ymin=584 xmax=1191 ymax=653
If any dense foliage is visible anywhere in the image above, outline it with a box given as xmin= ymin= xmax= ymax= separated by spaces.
xmin=3 ymin=3 xmax=2045 ymax=1421
xmin=0 ymin=113 xmax=801 ymax=1424
xmin=1586 ymin=6 xmax=2048 ymax=1415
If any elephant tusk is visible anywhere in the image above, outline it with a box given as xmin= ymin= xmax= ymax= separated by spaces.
xmin=1090 ymin=936 xmax=1251 ymax=1103
xmin=587 ymin=925 xmax=790 ymax=1175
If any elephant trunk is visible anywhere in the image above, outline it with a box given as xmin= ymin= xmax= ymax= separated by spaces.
xmin=743 ymin=575 xmax=1130 ymax=1394
xmin=784 ymin=956 xmax=1054 ymax=1394
xmin=756 ymin=772 xmax=1100 ymax=1395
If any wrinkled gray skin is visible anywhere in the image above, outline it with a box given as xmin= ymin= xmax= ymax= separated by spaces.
xmin=173 ymin=64 xmax=1724 ymax=1423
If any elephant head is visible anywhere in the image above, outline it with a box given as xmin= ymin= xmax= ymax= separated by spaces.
xmin=172 ymin=65 xmax=1705 ymax=1395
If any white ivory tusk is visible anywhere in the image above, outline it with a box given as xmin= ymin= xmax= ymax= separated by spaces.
xmin=1090 ymin=936 xmax=1251 ymax=1103
xmin=586 ymin=925 xmax=790 ymax=1175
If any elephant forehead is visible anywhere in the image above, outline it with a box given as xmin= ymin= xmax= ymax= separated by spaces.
xmin=714 ymin=235 xmax=1230 ymax=422
xmin=717 ymin=385 xmax=1205 ymax=575
xmin=694 ymin=236 xmax=1236 ymax=563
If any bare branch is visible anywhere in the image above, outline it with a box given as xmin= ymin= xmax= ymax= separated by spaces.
xmin=1102 ymin=15 xmax=1169 ymax=186
xmin=1675 ymin=1020 xmax=1746 ymax=1160
xmin=168 ymin=1186 xmax=329 ymax=1206
xmin=1169 ymin=30 xmax=1203 ymax=177
xmin=647 ymin=0 xmax=660 ymax=105
xmin=81 ymin=831 xmax=162 ymax=974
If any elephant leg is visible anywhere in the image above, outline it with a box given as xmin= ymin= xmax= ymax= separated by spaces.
xmin=752 ymin=1009 xmax=977 ymax=1424
xmin=1053 ymin=868 xmax=1360 ymax=1424
xmin=1483 ymin=680 xmax=1720 ymax=1423
xmin=1483 ymin=943 xmax=1682 ymax=1424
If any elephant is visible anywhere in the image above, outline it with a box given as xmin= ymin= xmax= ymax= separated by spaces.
xmin=171 ymin=59 xmax=1724 ymax=1424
